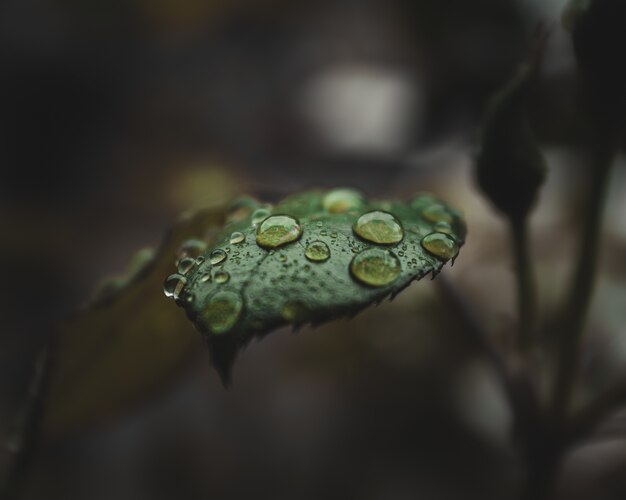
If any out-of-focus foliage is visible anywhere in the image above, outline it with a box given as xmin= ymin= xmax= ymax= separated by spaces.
xmin=165 ymin=189 xmax=466 ymax=383
xmin=42 ymin=208 xmax=226 ymax=438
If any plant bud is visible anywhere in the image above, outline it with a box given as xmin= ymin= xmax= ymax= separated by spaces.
xmin=475 ymin=38 xmax=547 ymax=222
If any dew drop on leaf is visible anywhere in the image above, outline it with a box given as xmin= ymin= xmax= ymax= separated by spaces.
xmin=349 ymin=248 xmax=402 ymax=287
xmin=210 ymin=248 xmax=227 ymax=265
xmin=353 ymin=211 xmax=404 ymax=245
xmin=421 ymin=233 xmax=459 ymax=261
xmin=201 ymin=290 xmax=243 ymax=334
xmin=304 ymin=240 xmax=331 ymax=262
xmin=177 ymin=257 xmax=196 ymax=275
xmin=229 ymin=231 xmax=245 ymax=244
xmin=322 ymin=188 xmax=365 ymax=214
xmin=421 ymin=204 xmax=454 ymax=224
xmin=251 ymin=208 xmax=271 ymax=226
xmin=215 ymin=270 xmax=230 ymax=284
xmin=163 ymin=274 xmax=187 ymax=299
xmin=255 ymin=215 xmax=303 ymax=249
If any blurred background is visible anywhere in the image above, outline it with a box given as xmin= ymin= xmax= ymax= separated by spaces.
xmin=2 ymin=0 xmax=626 ymax=498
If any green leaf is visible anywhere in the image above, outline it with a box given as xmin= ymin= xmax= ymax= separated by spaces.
xmin=165 ymin=189 xmax=466 ymax=384
xmin=44 ymin=207 xmax=224 ymax=438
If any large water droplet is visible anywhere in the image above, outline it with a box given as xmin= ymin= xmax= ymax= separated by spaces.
xmin=421 ymin=232 xmax=459 ymax=261
xmin=163 ymin=274 xmax=187 ymax=299
xmin=201 ymin=290 xmax=243 ymax=334
xmin=304 ymin=240 xmax=330 ymax=262
xmin=350 ymin=248 xmax=401 ymax=287
xmin=353 ymin=211 xmax=404 ymax=245
xmin=256 ymin=215 xmax=303 ymax=249
xmin=177 ymin=239 xmax=206 ymax=262
xmin=177 ymin=257 xmax=196 ymax=275
xmin=230 ymin=231 xmax=245 ymax=244
xmin=421 ymin=204 xmax=453 ymax=224
xmin=322 ymin=188 xmax=365 ymax=214
xmin=210 ymin=249 xmax=227 ymax=265
xmin=251 ymin=208 xmax=271 ymax=226
xmin=215 ymin=270 xmax=230 ymax=284
xmin=281 ymin=300 xmax=310 ymax=323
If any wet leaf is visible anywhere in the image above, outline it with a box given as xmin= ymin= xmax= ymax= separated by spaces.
xmin=44 ymin=207 xmax=225 ymax=438
xmin=166 ymin=189 xmax=466 ymax=384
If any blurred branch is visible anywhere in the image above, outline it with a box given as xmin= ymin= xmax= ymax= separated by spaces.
xmin=552 ymin=139 xmax=617 ymax=420
xmin=510 ymin=216 xmax=538 ymax=354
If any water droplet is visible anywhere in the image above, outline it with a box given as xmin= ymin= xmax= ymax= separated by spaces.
xmin=177 ymin=239 xmax=206 ymax=262
xmin=195 ymin=256 xmax=205 ymax=265
xmin=251 ymin=208 xmax=271 ymax=226
xmin=422 ymin=204 xmax=453 ymax=224
xmin=434 ymin=221 xmax=453 ymax=234
xmin=279 ymin=254 xmax=288 ymax=263
xmin=230 ymin=231 xmax=245 ymax=244
xmin=421 ymin=232 xmax=459 ymax=261
xmin=322 ymin=188 xmax=366 ymax=214
xmin=163 ymin=274 xmax=187 ymax=299
xmin=353 ymin=211 xmax=404 ymax=245
xmin=201 ymin=290 xmax=243 ymax=334
xmin=199 ymin=272 xmax=211 ymax=283
xmin=177 ymin=257 xmax=196 ymax=275
xmin=210 ymin=249 xmax=227 ymax=265
xmin=320 ymin=229 xmax=328 ymax=236
xmin=350 ymin=248 xmax=401 ymax=287
xmin=330 ymin=231 xmax=338 ymax=239
xmin=281 ymin=300 xmax=310 ymax=323
xmin=256 ymin=215 xmax=303 ymax=249
xmin=215 ymin=270 xmax=230 ymax=284
xmin=304 ymin=240 xmax=330 ymax=262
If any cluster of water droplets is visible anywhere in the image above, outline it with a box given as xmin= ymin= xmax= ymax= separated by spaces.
xmin=163 ymin=188 xmax=463 ymax=336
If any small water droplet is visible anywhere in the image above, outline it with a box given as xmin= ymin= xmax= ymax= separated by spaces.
xmin=421 ymin=232 xmax=459 ymax=261
xmin=322 ymin=188 xmax=365 ymax=214
xmin=316 ymin=221 xmax=323 ymax=228
xmin=422 ymin=204 xmax=453 ymax=224
xmin=330 ymin=231 xmax=338 ymax=239
xmin=281 ymin=300 xmax=310 ymax=323
xmin=434 ymin=221 xmax=453 ymax=234
xmin=251 ymin=208 xmax=271 ymax=225
xmin=210 ymin=249 xmax=227 ymax=265
xmin=195 ymin=256 xmax=205 ymax=265
xmin=163 ymin=274 xmax=187 ymax=299
xmin=201 ymin=290 xmax=243 ymax=334
xmin=177 ymin=239 xmax=206 ymax=262
xmin=229 ymin=231 xmax=245 ymax=245
xmin=177 ymin=257 xmax=196 ymax=275
xmin=320 ymin=229 xmax=328 ymax=236
xmin=353 ymin=211 xmax=404 ymax=245
xmin=199 ymin=272 xmax=211 ymax=283
xmin=215 ymin=270 xmax=230 ymax=284
xmin=256 ymin=215 xmax=303 ymax=249
xmin=350 ymin=248 xmax=401 ymax=287
xmin=279 ymin=254 xmax=288 ymax=263
xmin=304 ymin=240 xmax=331 ymax=262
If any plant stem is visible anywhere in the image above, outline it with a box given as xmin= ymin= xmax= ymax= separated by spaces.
xmin=510 ymin=216 xmax=537 ymax=354
xmin=0 ymin=338 xmax=54 ymax=500
xmin=552 ymin=139 xmax=616 ymax=421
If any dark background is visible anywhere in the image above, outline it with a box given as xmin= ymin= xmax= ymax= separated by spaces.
xmin=3 ymin=0 xmax=626 ymax=498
